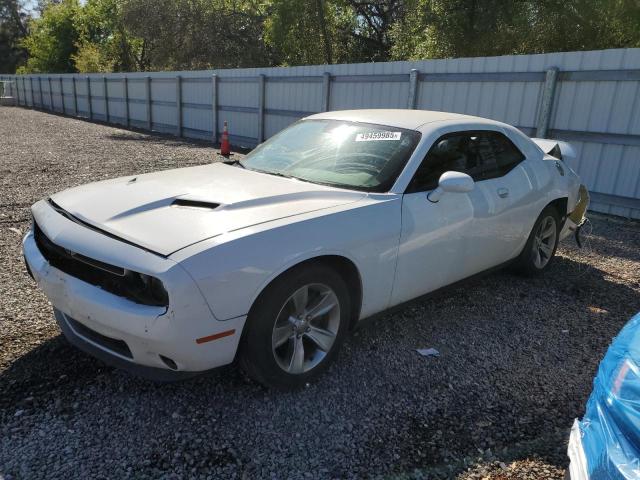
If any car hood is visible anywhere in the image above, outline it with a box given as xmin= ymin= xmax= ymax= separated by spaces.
xmin=50 ymin=163 xmax=366 ymax=256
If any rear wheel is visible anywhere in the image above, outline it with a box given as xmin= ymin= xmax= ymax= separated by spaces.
xmin=515 ymin=206 xmax=561 ymax=275
xmin=239 ymin=264 xmax=350 ymax=389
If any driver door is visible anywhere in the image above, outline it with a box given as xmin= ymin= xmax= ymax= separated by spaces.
xmin=390 ymin=131 xmax=497 ymax=305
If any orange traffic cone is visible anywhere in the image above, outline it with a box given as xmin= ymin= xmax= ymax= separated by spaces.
xmin=220 ymin=120 xmax=231 ymax=157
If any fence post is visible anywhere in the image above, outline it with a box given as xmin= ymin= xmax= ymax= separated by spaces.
xmin=175 ymin=75 xmax=182 ymax=137
xmin=38 ymin=76 xmax=43 ymax=108
xmin=29 ymin=77 xmax=33 ymax=107
xmin=72 ymin=77 xmax=78 ymax=115
xmin=59 ymin=77 xmax=65 ymax=114
xmin=145 ymin=76 xmax=152 ymax=131
xmin=48 ymin=76 xmax=53 ymax=110
xmin=211 ymin=74 xmax=218 ymax=144
xmin=322 ymin=72 xmax=331 ymax=112
xmin=87 ymin=76 xmax=93 ymax=120
xmin=15 ymin=77 xmax=21 ymax=105
xmin=258 ymin=74 xmax=265 ymax=143
xmin=536 ymin=67 xmax=559 ymax=138
xmin=123 ymin=76 xmax=129 ymax=128
xmin=103 ymin=76 xmax=109 ymax=122
xmin=408 ymin=69 xmax=419 ymax=109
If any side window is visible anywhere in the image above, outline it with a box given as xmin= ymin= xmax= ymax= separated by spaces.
xmin=407 ymin=130 xmax=525 ymax=192
xmin=476 ymin=132 xmax=525 ymax=180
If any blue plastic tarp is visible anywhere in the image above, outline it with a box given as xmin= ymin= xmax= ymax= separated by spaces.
xmin=577 ymin=312 xmax=640 ymax=479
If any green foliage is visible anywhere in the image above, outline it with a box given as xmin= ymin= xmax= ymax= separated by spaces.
xmin=75 ymin=0 xmax=143 ymax=72
xmin=264 ymin=0 xmax=407 ymax=65
xmin=121 ymin=0 xmax=272 ymax=71
xmin=265 ymin=0 xmax=336 ymax=65
xmin=5 ymin=0 xmax=640 ymax=74
xmin=0 ymin=0 xmax=29 ymax=73
xmin=20 ymin=0 xmax=80 ymax=73
xmin=390 ymin=0 xmax=640 ymax=60
xmin=72 ymin=41 xmax=109 ymax=72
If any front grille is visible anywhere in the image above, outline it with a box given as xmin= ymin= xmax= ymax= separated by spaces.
xmin=65 ymin=315 xmax=133 ymax=359
xmin=33 ymin=222 xmax=168 ymax=307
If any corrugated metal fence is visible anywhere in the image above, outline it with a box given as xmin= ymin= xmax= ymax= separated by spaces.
xmin=2 ymin=48 xmax=640 ymax=218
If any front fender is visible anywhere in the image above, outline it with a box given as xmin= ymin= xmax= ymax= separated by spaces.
xmin=173 ymin=198 xmax=402 ymax=321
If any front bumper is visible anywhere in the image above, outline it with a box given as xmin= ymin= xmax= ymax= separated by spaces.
xmin=23 ymin=202 xmax=247 ymax=377
xmin=53 ymin=308 xmax=201 ymax=381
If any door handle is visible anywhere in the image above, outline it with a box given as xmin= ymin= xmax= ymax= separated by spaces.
xmin=497 ymin=187 xmax=509 ymax=198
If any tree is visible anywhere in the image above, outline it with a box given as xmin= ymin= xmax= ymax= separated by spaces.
xmin=264 ymin=0 xmax=339 ymax=65
xmin=0 ymin=0 xmax=29 ymax=72
xmin=74 ymin=0 xmax=145 ymax=72
xmin=264 ymin=0 xmax=406 ymax=65
xmin=390 ymin=0 xmax=532 ymax=59
xmin=340 ymin=0 xmax=405 ymax=62
xmin=19 ymin=0 xmax=80 ymax=73
xmin=122 ymin=0 xmax=271 ymax=71
xmin=390 ymin=0 xmax=640 ymax=60
xmin=8 ymin=0 xmax=640 ymax=74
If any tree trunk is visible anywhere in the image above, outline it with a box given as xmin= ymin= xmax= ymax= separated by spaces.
xmin=315 ymin=0 xmax=333 ymax=64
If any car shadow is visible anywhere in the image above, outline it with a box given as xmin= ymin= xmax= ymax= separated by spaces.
xmin=0 ymin=332 xmax=251 ymax=413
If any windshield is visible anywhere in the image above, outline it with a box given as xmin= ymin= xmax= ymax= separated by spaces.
xmin=240 ymin=119 xmax=421 ymax=192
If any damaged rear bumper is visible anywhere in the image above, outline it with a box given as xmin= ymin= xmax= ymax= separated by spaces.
xmin=561 ymin=184 xmax=590 ymax=245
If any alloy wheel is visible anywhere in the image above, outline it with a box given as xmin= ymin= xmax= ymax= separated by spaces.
xmin=532 ymin=216 xmax=557 ymax=269
xmin=271 ymin=283 xmax=341 ymax=374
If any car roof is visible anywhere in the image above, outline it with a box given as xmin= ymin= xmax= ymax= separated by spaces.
xmin=305 ymin=109 xmax=493 ymax=131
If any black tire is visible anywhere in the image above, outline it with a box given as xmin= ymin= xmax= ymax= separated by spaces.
xmin=514 ymin=205 xmax=562 ymax=276
xmin=239 ymin=263 xmax=351 ymax=389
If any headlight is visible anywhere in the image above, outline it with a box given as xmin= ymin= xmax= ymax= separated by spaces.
xmin=122 ymin=271 xmax=169 ymax=307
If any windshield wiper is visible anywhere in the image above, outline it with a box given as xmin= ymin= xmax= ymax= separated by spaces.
xmin=251 ymin=169 xmax=295 ymax=180
xmin=222 ymin=159 xmax=246 ymax=169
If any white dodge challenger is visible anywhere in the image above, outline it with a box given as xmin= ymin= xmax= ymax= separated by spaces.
xmin=23 ymin=109 xmax=588 ymax=388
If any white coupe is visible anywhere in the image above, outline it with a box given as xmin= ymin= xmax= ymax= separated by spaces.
xmin=23 ymin=109 xmax=588 ymax=388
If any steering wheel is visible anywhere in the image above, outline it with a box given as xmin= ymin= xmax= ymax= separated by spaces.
xmin=333 ymin=152 xmax=387 ymax=175
xmin=334 ymin=162 xmax=380 ymax=176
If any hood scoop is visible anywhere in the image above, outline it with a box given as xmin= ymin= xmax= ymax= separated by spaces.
xmin=171 ymin=199 xmax=220 ymax=210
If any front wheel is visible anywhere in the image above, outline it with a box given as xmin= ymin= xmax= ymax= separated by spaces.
xmin=239 ymin=264 xmax=350 ymax=389
xmin=514 ymin=206 xmax=561 ymax=275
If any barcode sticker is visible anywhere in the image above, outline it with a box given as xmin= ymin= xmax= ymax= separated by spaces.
xmin=355 ymin=131 xmax=401 ymax=142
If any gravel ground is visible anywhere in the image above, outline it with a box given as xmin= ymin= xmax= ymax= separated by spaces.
xmin=1 ymin=107 xmax=639 ymax=479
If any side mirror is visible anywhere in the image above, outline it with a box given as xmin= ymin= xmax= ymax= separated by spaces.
xmin=427 ymin=171 xmax=474 ymax=203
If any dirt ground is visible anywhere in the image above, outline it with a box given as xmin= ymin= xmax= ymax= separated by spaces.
xmin=1 ymin=107 xmax=639 ymax=479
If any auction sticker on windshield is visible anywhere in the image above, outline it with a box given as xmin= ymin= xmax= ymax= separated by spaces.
xmin=356 ymin=131 xmax=402 ymax=141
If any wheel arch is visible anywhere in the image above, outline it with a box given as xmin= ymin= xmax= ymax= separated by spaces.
xmin=547 ymin=196 xmax=568 ymax=217
xmin=235 ymin=254 xmax=364 ymax=363
xmin=248 ymin=254 xmax=363 ymax=330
